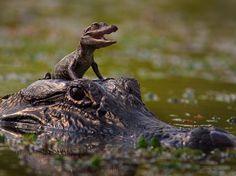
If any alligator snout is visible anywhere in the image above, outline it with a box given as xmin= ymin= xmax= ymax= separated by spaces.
xmin=186 ymin=127 xmax=236 ymax=152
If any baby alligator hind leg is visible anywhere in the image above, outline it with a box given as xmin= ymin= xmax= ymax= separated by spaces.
xmin=43 ymin=72 xmax=52 ymax=79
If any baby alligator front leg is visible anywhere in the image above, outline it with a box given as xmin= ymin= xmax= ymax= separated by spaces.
xmin=92 ymin=62 xmax=104 ymax=80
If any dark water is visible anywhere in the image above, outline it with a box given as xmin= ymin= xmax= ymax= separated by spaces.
xmin=0 ymin=0 xmax=236 ymax=175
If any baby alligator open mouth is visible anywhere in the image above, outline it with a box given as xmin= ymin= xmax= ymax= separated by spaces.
xmin=81 ymin=22 xmax=118 ymax=47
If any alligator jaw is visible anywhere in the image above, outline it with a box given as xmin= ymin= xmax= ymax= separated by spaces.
xmin=0 ymin=113 xmax=44 ymax=133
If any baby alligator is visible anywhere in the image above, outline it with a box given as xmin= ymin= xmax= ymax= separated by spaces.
xmin=45 ymin=22 xmax=118 ymax=80
xmin=0 ymin=78 xmax=235 ymax=152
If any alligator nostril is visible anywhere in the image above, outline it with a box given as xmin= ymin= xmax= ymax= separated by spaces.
xmin=111 ymin=25 xmax=118 ymax=31
xmin=70 ymin=87 xmax=85 ymax=101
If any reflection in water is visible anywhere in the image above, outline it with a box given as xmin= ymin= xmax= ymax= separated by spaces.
xmin=1 ymin=127 xmax=236 ymax=176
xmin=0 ymin=128 xmax=137 ymax=176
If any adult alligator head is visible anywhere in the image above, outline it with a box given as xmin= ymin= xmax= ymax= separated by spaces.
xmin=0 ymin=78 xmax=144 ymax=135
xmin=0 ymin=78 xmax=236 ymax=152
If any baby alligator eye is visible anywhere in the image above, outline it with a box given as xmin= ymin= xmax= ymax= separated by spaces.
xmin=91 ymin=22 xmax=99 ymax=29
xmin=70 ymin=87 xmax=85 ymax=101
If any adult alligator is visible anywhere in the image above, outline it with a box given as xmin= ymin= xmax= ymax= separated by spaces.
xmin=0 ymin=78 xmax=235 ymax=152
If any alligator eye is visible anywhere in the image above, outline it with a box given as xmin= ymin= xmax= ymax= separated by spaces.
xmin=91 ymin=23 xmax=99 ymax=29
xmin=70 ymin=87 xmax=85 ymax=101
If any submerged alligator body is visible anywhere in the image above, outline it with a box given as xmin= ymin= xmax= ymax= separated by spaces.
xmin=0 ymin=78 xmax=235 ymax=152
xmin=45 ymin=22 xmax=118 ymax=80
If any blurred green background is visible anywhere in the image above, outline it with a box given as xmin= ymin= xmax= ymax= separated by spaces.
xmin=0 ymin=0 xmax=236 ymax=133
xmin=1 ymin=1 xmax=236 ymax=176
